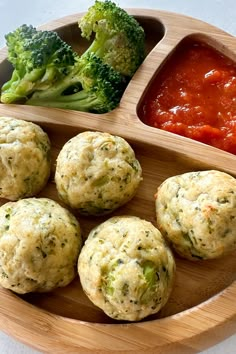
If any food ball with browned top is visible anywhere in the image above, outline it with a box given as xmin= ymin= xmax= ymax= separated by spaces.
xmin=0 ymin=116 xmax=51 ymax=201
xmin=0 ymin=198 xmax=82 ymax=294
xmin=78 ymin=215 xmax=175 ymax=321
xmin=55 ymin=131 xmax=142 ymax=215
xmin=155 ymin=170 xmax=236 ymax=260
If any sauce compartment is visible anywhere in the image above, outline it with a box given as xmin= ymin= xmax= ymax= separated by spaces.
xmin=137 ymin=35 xmax=236 ymax=155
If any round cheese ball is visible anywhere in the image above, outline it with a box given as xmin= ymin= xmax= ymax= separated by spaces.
xmin=78 ymin=216 xmax=175 ymax=321
xmin=155 ymin=170 xmax=236 ymax=260
xmin=0 ymin=116 xmax=51 ymax=201
xmin=0 ymin=198 xmax=82 ymax=294
xmin=55 ymin=131 xmax=142 ymax=215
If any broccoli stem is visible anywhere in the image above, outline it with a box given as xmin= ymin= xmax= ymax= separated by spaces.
xmin=27 ymin=90 xmax=104 ymax=112
xmin=83 ymin=36 xmax=106 ymax=59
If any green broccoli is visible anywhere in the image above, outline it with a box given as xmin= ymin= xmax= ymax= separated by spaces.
xmin=26 ymin=52 xmax=127 ymax=113
xmin=79 ymin=0 xmax=145 ymax=77
xmin=1 ymin=24 xmax=77 ymax=103
xmin=1 ymin=1 xmax=145 ymax=113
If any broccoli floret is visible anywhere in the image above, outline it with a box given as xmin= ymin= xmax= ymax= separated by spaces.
xmin=79 ymin=0 xmax=145 ymax=77
xmin=26 ymin=52 xmax=127 ymax=113
xmin=1 ymin=24 xmax=77 ymax=104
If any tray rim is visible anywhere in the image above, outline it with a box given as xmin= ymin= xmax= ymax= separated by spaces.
xmin=0 ymin=282 xmax=236 ymax=353
xmin=0 ymin=7 xmax=236 ymax=353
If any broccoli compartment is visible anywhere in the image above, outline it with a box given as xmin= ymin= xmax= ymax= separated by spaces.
xmin=0 ymin=1 xmax=146 ymax=114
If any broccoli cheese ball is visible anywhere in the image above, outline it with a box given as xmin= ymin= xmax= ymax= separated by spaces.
xmin=78 ymin=216 xmax=175 ymax=321
xmin=0 ymin=198 xmax=82 ymax=294
xmin=0 ymin=116 xmax=51 ymax=201
xmin=55 ymin=131 xmax=142 ymax=215
xmin=155 ymin=170 xmax=236 ymax=260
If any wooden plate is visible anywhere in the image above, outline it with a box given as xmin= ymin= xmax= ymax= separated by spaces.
xmin=0 ymin=8 xmax=236 ymax=353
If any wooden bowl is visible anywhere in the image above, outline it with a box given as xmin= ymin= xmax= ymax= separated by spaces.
xmin=0 ymin=9 xmax=236 ymax=353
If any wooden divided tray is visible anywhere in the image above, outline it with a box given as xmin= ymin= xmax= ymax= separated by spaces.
xmin=0 ymin=8 xmax=236 ymax=353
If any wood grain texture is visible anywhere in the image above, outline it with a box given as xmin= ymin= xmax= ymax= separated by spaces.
xmin=0 ymin=8 xmax=236 ymax=353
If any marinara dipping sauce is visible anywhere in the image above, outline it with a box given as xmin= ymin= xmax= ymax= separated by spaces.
xmin=140 ymin=39 xmax=236 ymax=154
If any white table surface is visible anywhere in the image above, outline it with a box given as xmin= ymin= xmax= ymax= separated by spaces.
xmin=0 ymin=0 xmax=235 ymax=353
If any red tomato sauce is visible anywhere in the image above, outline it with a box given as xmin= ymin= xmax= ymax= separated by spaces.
xmin=140 ymin=39 xmax=236 ymax=154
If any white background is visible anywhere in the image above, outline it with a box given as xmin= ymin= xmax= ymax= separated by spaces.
xmin=0 ymin=0 xmax=235 ymax=353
